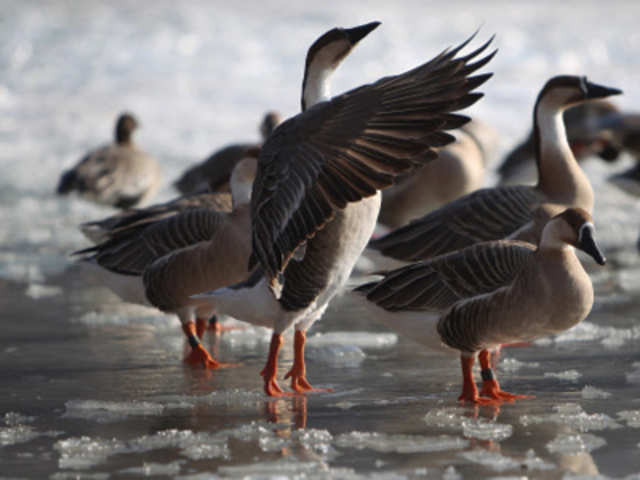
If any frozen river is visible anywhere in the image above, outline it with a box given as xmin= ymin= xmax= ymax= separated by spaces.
xmin=1 ymin=1 xmax=640 ymax=478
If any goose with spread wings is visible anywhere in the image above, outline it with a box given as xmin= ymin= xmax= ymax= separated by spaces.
xmin=194 ymin=22 xmax=495 ymax=396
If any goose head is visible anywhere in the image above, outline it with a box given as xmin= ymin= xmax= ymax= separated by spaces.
xmin=260 ymin=111 xmax=283 ymax=140
xmin=541 ymin=207 xmax=606 ymax=265
xmin=536 ymin=76 xmax=622 ymax=117
xmin=301 ymin=21 xmax=380 ymax=111
xmin=115 ymin=112 xmax=138 ymax=144
xmin=230 ymin=148 xmax=259 ymax=208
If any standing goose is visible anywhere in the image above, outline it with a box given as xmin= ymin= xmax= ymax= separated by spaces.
xmin=369 ymin=76 xmax=622 ymax=262
xmin=174 ymin=112 xmax=282 ymax=195
xmin=57 ymin=113 xmax=162 ymax=209
xmin=356 ymin=207 xmax=606 ymax=404
xmin=75 ymin=154 xmax=258 ymax=368
xmin=194 ymin=22 xmax=495 ymax=396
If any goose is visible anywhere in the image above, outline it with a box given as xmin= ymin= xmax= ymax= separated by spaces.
xmin=498 ymin=100 xmax=621 ymax=185
xmin=193 ymin=22 xmax=495 ymax=396
xmin=369 ymin=75 xmax=622 ymax=262
xmin=57 ymin=112 xmax=162 ymax=208
xmin=601 ymin=112 xmax=640 ymax=196
xmin=173 ymin=111 xmax=282 ymax=195
xmin=355 ymin=207 xmax=606 ymax=404
xmin=378 ymin=119 xmax=497 ymax=228
xmin=75 ymin=153 xmax=258 ymax=368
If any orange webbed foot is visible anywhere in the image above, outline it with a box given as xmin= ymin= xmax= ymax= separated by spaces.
xmin=284 ymin=368 xmax=332 ymax=394
xmin=261 ymin=369 xmax=294 ymax=397
xmin=480 ymin=380 xmax=533 ymax=402
xmin=184 ymin=344 xmax=237 ymax=370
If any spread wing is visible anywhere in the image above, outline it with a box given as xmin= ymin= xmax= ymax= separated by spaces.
xmin=356 ymin=240 xmax=535 ymax=312
xmin=75 ymin=208 xmax=229 ymax=276
xmin=250 ymin=35 xmax=496 ymax=288
xmin=369 ymin=185 xmax=543 ymax=261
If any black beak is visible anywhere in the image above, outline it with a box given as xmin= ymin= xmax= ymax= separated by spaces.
xmin=584 ymin=79 xmax=623 ymax=99
xmin=344 ymin=21 xmax=381 ymax=45
xmin=578 ymin=224 xmax=606 ymax=265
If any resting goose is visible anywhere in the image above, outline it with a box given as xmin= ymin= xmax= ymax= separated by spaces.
xmin=173 ymin=111 xmax=282 ymax=195
xmin=75 ymin=154 xmax=257 ymax=368
xmin=356 ymin=207 xmax=606 ymax=404
xmin=57 ymin=113 xmax=162 ymax=208
xmin=602 ymin=112 xmax=640 ymax=196
xmin=498 ymin=100 xmax=621 ymax=185
xmin=370 ymin=75 xmax=622 ymax=262
xmin=194 ymin=22 xmax=495 ymax=396
xmin=378 ymin=119 xmax=497 ymax=228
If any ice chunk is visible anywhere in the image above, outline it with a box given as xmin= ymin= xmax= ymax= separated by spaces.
xmin=334 ymin=431 xmax=468 ymax=453
xmin=307 ymin=331 xmax=397 ymax=349
xmin=581 ymin=385 xmax=612 ymax=399
xmin=54 ymin=436 xmax=128 ymax=470
xmin=546 ymin=433 xmax=606 ymax=454
xmin=4 ymin=412 xmax=34 ymax=426
xmin=520 ymin=403 xmax=621 ymax=432
xmin=543 ymin=370 xmax=582 ymax=381
xmin=617 ymin=410 xmax=640 ymax=428
xmin=64 ymin=400 xmax=164 ymax=423
xmin=521 ymin=449 xmax=555 ymax=471
xmin=626 ymin=363 xmax=640 ymax=384
xmin=441 ymin=466 xmax=461 ymax=480
xmin=423 ymin=407 xmax=470 ymax=429
xmin=542 ymin=320 xmax=640 ymax=348
xmin=73 ymin=307 xmax=175 ymax=330
xmin=215 ymin=460 xmax=357 ymax=479
xmin=119 ymin=461 xmax=183 ymax=476
xmin=24 ymin=282 xmax=63 ymax=299
xmin=307 ymin=344 xmax=366 ymax=367
xmin=499 ymin=357 xmax=540 ymax=372
xmin=50 ymin=473 xmax=110 ymax=480
xmin=462 ymin=420 xmax=513 ymax=441
xmin=128 ymin=429 xmax=229 ymax=460
xmin=0 ymin=412 xmax=43 ymax=447
xmin=458 ymin=449 xmax=519 ymax=472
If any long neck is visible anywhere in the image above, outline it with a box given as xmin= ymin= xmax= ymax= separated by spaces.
xmin=301 ymin=56 xmax=335 ymax=111
xmin=534 ymin=100 xmax=594 ymax=212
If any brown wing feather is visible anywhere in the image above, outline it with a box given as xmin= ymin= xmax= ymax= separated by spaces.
xmin=250 ymin=35 xmax=496 ymax=288
xmin=370 ymin=186 xmax=543 ymax=261
xmin=357 ymin=240 xmax=534 ymax=312
xmin=78 ymin=208 xmax=229 ymax=276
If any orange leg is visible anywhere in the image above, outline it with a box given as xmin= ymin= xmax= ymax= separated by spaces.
xmin=458 ymin=355 xmax=500 ymax=406
xmin=195 ymin=317 xmax=208 ymax=340
xmin=284 ymin=330 xmax=332 ymax=394
xmin=181 ymin=323 xmax=236 ymax=369
xmin=261 ymin=333 xmax=293 ymax=397
xmin=478 ymin=349 xmax=532 ymax=401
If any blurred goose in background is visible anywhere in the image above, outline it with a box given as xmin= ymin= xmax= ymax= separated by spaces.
xmin=75 ymin=153 xmax=258 ymax=369
xmin=378 ymin=119 xmax=498 ymax=229
xmin=173 ymin=111 xmax=282 ymax=195
xmin=601 ymin=112 xmax=640 ymax=196
xmin=56 ymin=112 xmax=162 ymax=208
xmin=194 ymin=22 xmax=495 ymax=396
xmin=370 ymin=75 xmax=622 ymax=263
xmin=356 ymin=208 xmax=606 ymax=404
xmin=498 ymin=100 xmax=621 ymax=185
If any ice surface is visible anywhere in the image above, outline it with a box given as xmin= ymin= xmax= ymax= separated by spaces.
xmin=307 ymin=331 xmax=397 ymax=349
xmin=119 ymin=462 xmax=183 ymax=476
xmin=423 ymin=407 xmax=470 ymax=429
xmin=617 ymin=410 xmax=640 ymax=428
xmin=461 ymin=419 xmax=513 ymax=441
xmin=520 ymin=404 xmax=622 ymax=432
xmin=544 ymin=370 xmax=583 ymax=381
xmin=459 ymin=449 xmax=553 ymax=473
xmin=334 ymin=431 xmax=468 ymax=453
xmin=499 ymin=357 xmax=540 ymax=373
xmin=54 ymin=436 xmax=128 ymax=470
xmin=581 ymin=385 xmax=612 ymax=400
xmin=626 ymin=363 xmax=640 ymax=384
xmin=24 ymin=282 xmax=63 ymax=299
xmin=307 ymin=344 xmax=366 ymax=367
xmin=546 ymin=433 xmax=607 ymax=454
xmin=63 ymin=399 xmax=165 ymax=423
xmin=539 ymin=321 xmax=640 ymax=348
